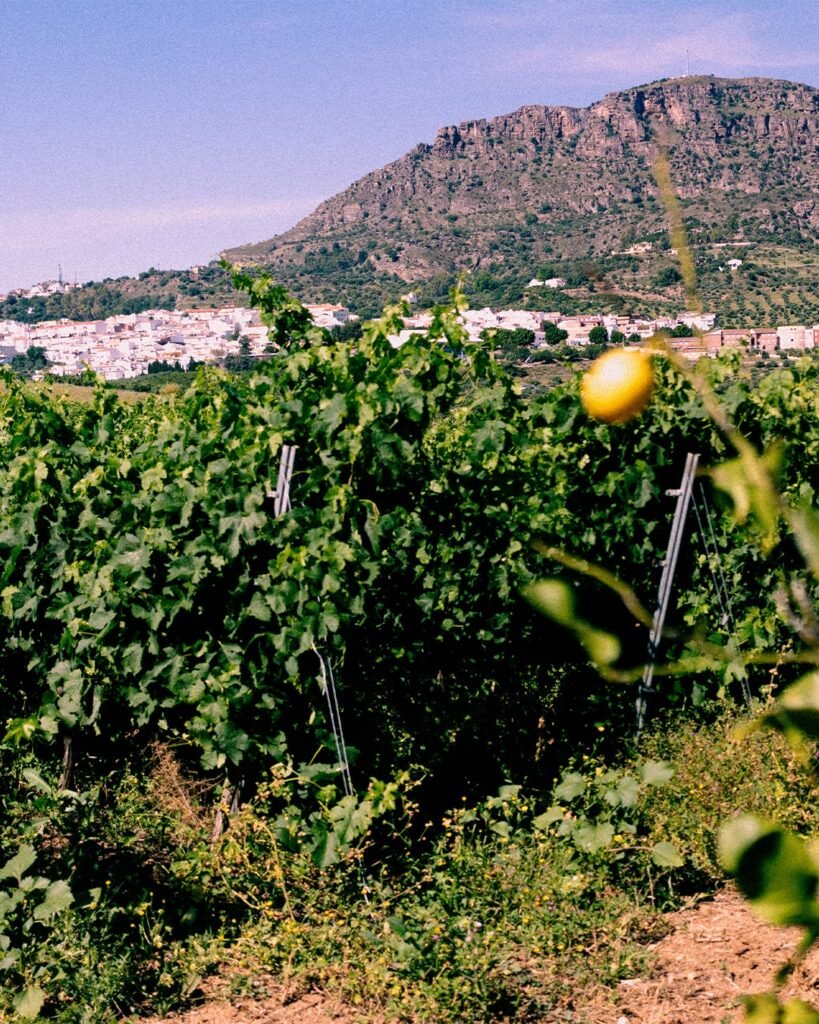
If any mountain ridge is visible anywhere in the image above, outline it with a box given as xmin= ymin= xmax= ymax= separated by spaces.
xmin=224 ymin=74 xmax=819 ymax=323
xmin=3 ymin=76 xmax=819 ymax=328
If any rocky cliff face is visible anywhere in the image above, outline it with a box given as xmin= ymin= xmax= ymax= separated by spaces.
xmin=224 ymin=76 xmax=819 ymax=316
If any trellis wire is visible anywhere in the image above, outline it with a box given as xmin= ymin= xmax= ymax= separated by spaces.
xmin=312 ymin=644 xmax=355 ymax=800
xmin=271 ymin=445 xmax=369 ymax=899
xmin=313 ymin=643 xmax=370 ymax=902
xmin=691 ymin=483 xmax=751 ymax=705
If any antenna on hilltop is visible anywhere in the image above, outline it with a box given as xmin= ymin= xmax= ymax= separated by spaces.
xmin=58 ymin=263 xmax=63 ymax=286
xmin=686 ymin=48 xmax=690 ymax=76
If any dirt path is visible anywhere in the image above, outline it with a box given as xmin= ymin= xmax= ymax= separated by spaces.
xmin=144 ymin=889 xmax=819 ymax=1024
xmin=142 ymin=981 xmax=376 ymax=1024
xmin=580 ymin=889 xmax=819 ymax=1024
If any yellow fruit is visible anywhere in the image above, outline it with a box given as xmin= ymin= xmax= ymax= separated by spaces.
xmin=580 ymin=348 xmax=654 ymax=423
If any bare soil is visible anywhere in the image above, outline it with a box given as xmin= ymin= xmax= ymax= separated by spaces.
xmin=578 ymin=888 xmax=819 ymax=1024
xmin=143 ymin=889 xmax=819 ymax=1024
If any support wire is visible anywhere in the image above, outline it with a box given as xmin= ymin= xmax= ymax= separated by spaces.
xmin=691 ymin=483 xmax=751 ymax=705
xmin=636 ymin=452 xmax=699 ymax=735
xmin=313 ymin=644 xmax=370 ymax=902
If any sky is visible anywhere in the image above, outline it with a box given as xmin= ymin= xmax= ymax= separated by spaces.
xmin=2 ymin=0 xmax=818 ymax=294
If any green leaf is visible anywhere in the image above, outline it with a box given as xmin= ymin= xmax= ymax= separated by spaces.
xmin=651 ymin=841 xmax=684 ymax=867
xmin=2 ymin=717 xmax=38 ymax=746
xmin=0 ymin=846 xmax=35 ymax=883
xmin=386 ymin=915 xmax=408 ymax=938
xmin=719 ymin=815 xmax=819 ymax=928
xmin=611 ymin=775 xmax=640 ymax=808
xmin=311 ymin=828 xmax=339 ymax=869
xmin=497 ymin=784 xmax=521 ymax=802
xmin=13 ymin=986 xmax=45 ymax=1020
xmin=33 ymin=879 xmax=73 ymax=922
xmin=641 ymin=760 xmax=674 ymax=787
xmin=247 ymin=591 xmax=272 ymax=623
xmin=533 ymin=806 xmax=565 ymax=830
xmin=21 ymin=769 xmax=52 ymax=795
xmin=573 ymin=821 xmax=614 ymax=853
xmin=554 ymin=772 xmax=586 ymax=802
xmin=0 ymin=948 xmax=21 ymax=970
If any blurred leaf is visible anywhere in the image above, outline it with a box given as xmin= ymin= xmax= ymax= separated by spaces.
xmin=579 ymin=624 xmax=621 ymax=667
xmin=789 ymin=504 xmax=819 ymax=582
xmin=763 ymin=671 xmax=819 ymax=742
xmin=521 ymin=579 xmax=575 ymax=626
xmin=719 ymin=815 xmax=819 ymax=928
xmin=745 ymin=993 xmax=819 ymax=1023
xmin=708 ymin=443 xmax=784 ymax=552
xmin=522 ymin=579 xmax=620 ymax=666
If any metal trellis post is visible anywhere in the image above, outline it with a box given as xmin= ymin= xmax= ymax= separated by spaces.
xmin=269 ymin=444 xmax=297 ymax=516
xmin=636 ymin=452 xmax=700 ymax=735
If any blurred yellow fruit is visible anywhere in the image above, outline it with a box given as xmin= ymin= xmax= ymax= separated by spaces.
xmin=580 ymin=348 xmax=654 ymax=423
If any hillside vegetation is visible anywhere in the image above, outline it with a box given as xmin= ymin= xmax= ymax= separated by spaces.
xmin=0 ymin=274 xmax=818 ymax=1021
xmin=0 ymin=264 xmax=239 ymax=325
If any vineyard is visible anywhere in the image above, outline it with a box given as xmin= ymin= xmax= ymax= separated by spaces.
xmin=1 ymin=271 xmax=818 ymax=1022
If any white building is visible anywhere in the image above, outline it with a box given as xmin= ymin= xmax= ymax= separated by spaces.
xmin=777 ymin=325 xmax=815 ymax=351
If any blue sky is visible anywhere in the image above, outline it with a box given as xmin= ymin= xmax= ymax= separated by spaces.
xmin=2 ymin=0 xmax=818 ymax=293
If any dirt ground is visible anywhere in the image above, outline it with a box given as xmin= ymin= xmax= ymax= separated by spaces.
xmin=143 ymin=888 xmax=819 ymax=1024
xmin=579 ymin=888 xmax=819 ymax=1024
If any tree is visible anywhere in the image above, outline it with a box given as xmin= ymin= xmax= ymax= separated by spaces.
xmin=330 ymin=321 xmax=364 ymax=343
xmin=588 ymin=325 xmax=608 ymax=346
xmin=481 ymin=328 xmax=535 ymax=352
xmin=653 ymin=266 xmax=682 ymax=288
xmin=542 ymin=322 xmax=569 ymax=345
xmin=148 ymin=359 xmax=181 ymax=374
xmin=10 ymin=346 xmax=49 ymax=378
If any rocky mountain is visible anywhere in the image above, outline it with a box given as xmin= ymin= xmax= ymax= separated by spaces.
xmin=225 ymin=76 xmax=819 ymax=324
